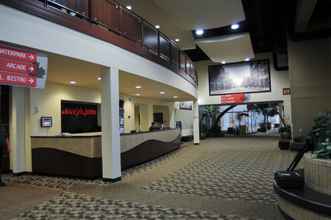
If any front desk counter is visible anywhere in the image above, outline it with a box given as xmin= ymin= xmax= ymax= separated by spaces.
xmin=31 ymin=129 xmax=181 ymax=179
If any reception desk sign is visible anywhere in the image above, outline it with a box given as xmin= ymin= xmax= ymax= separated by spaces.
xmin=0 ymin=44 xmax=47 ymax=89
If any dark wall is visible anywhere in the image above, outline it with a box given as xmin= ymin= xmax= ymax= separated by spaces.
xmin=61 ymin=100 xmax=99 ymax=133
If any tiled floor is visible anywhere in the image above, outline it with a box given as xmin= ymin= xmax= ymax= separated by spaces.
xmin=0 ymin=137 xmax=295 ymax=220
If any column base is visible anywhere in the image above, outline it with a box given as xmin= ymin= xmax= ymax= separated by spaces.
xmin=12 ymin=171 xmax=32 ymax=176
xmin=102 ymin=177 xmax=122 ymax=183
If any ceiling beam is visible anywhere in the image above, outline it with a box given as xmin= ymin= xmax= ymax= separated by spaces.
xmin=295 ymin=0 xmax=318 ymax=33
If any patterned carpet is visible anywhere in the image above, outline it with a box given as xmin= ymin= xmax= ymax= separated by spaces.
xmin=2 ymin=138 xmax=292 ymax=220
xmin=14 ymin=192 xmax=261 ymax=220
xmin=143 ymin=149 xmax=294 ymax=204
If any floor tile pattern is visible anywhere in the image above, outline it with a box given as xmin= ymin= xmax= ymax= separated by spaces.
xmin=15 ymin=192 xmax=262 ymax=220
xmin=143 ymin=150 xmax=294 ymax=204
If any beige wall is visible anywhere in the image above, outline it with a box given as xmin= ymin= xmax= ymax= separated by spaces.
xmin=288 ymin=38 xmax=331 ymax=137
xmin=174 ymin=102 xmax=193 ymax=136
xmin=196 ymin=53 xmax=292 ymax=124
xmin=31 ymin=83 xmax=101 ymax=136
xmin=30 ymin=82 xmax=175 ymax=136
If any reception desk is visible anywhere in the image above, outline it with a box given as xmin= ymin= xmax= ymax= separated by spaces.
xmin=31 ymin=129 xmax=181 ymax=179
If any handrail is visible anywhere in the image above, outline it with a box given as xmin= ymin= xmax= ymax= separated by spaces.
xmin=0 ymin=0 xmax=197 ymax=86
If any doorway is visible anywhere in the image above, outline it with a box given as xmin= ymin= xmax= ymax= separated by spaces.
xmin=0 ymin=86 xmax=10 ymax=172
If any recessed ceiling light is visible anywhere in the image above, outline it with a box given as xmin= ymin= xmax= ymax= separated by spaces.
xmin=136 ymin=93 xmax=141 ymax=96
xmin=136 ymin=85 xmax=142 ymax=89
xmin=126 ymin=5 xmax=132 ymax=10
xmin=97 ymin=77 xmax=102 ymax=81
xmin=155 ymin=25 xmax=160 ymax=29
xmin=160 ymin=91 xmax=165 ymax=95
xmin=221 ymin=61 xmax=226 ymax=64
xmin=245 ymin=58 xmax=251 ymax=62
xmin=173 ymin=96 xmax=178 ymax=99
xmin=231 ymin=23 xmax=240 ymax=30
xmin=195 ymin=29 xmax=204 ymax=36
xmin=175 ymin=38 xmax=180 ymax=42
xmin=69 ymin=80 xmax=77 ymax=85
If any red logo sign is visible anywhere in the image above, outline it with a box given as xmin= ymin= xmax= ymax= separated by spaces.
xmin=62 ymin=108 xmax=97 ymax=117
xmin=0 ymin=44 xmax=38 ymax=88
xmin=220 ymin=93 xmax=246 ymax=104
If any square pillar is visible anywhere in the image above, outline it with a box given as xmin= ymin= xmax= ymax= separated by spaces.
xmin=101 ymin=67 xmax=121 ymax=182
xmin=10 ymin=87 xmax=31 ymax=174
xmin=193 ymin=100 xmax=200 ymax=145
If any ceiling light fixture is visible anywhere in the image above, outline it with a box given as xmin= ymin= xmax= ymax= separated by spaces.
xmin=245 ymin=58 xmax=251 ymax=62
xmin=155 ymin=25 xmax=160 ymax=29
xmin=69 ymin=80 xmax=77 ymax=85
xmin=173 ymin=96 xmax=178 ymax=99
xmin=136 ymin=93 xmax=141 ymax=96
xmin=175 ymin=38 xmax=180 ymax=42
xmin=97 ymin=77 xmax=102 ymax=81
xmin=195 ymin=29 xmax=204 ymax=36
xmin=231 ymin=23 xmax=240 ymax=30
xmin=160 ymin=91 xmax=165 ymax=95
xmin=126 ymin=5 xmax=132 ymax=10
xmin=136 ymin=85 xmax=142 ymax=89
xmin=221 ymin=61 xmax=226 ymax=65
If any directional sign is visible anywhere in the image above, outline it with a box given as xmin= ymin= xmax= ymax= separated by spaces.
xmin=0 ymin=44 xmax=47 ymax=89
xmin=0 ymin=44 xmax=37 ymax=63
xmin=0 ymin=71 xmax=36 ymax=87
xmin=0 ymin=58 xmax=36 ymax=75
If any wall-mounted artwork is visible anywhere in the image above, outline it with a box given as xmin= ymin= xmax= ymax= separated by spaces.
xmin=209 ymin=60 xmax=271 ymax=95
xmin=179 ymin=101 xmax=193 ymax=110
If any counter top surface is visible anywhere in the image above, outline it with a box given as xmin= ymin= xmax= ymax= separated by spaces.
xmin=31 ymin=129 xmax=179 ymax=138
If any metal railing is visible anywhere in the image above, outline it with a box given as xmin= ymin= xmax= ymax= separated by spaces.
xmin=34 ymin=0 xmax=198 ymax=86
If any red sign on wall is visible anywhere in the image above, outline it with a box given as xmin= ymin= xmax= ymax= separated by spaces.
xmin=0 ymin=58 xmax=36 ymax=75
xmin=0 ymin=45 xmax=37 ymax=63
xmin=220 ymin=93 xmax=246 ymax=104
xmin=0 ymin=44 xmax=38 ymax=88
xmin=61 ymin=108 xmax=97 ymax=117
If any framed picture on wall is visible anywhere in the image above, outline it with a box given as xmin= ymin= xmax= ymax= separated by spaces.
xmin=179 ymin=101 xmax=193 ymax=110
xmin=208 ymin=59 xmax=271 ymax=95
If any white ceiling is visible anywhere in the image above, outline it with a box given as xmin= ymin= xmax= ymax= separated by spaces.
xmin=47 ymin=53 xmax=194 ymax=101
xmin=118 ymin=0 xmax=245 ymax=49
xmin=196 ymin=33 xmax=255 ymax=63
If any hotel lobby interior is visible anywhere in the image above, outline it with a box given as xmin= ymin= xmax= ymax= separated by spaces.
xmin=0 ymin=0 xmax=331 ymax=219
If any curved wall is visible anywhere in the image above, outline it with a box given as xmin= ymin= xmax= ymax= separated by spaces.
xmin=0 ymin=5 xmax=197 ymax=98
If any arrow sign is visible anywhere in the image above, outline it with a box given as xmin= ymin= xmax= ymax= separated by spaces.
xmin=0 ymin=71 xmax=36 ymax=87
xmin=0 ymin=44 xmax=37 ymax=63
xmin=0 ymin=57 xmax=36 ymax=75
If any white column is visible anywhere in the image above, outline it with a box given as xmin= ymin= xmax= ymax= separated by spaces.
xmin=101 ymin=67 xmax=121 ymax=181
xmin=168 ymin=102 xmax=176 ymax=129
xmin=10 ymin=87 xmax=31 ymax=173
xmin=193 ymin=100 xmax=200 ymax=145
